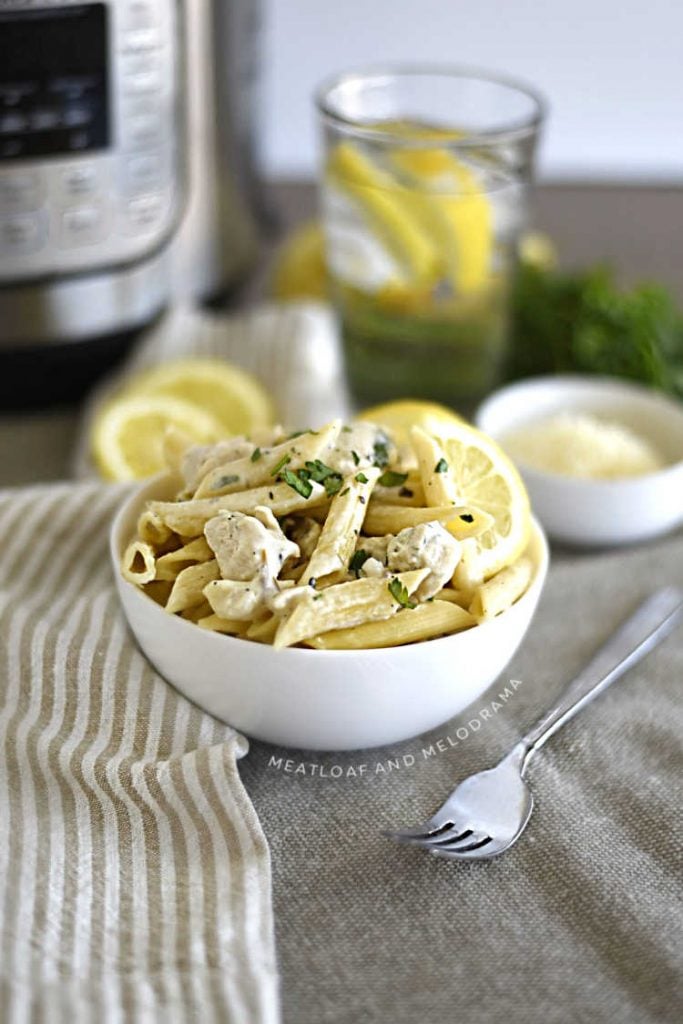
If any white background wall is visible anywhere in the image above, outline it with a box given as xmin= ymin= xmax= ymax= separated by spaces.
xmin=261 ymin=0 xmax=682 ymax=182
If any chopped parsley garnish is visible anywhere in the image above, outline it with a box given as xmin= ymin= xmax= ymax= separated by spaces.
xmin=250 ymin=447 xmax=262 ymax=462
xmin=372 ymin=439 xmax=390 ymax=468
xmin=271 ymin=453 xmax=291 ymax=476
xmin=339 ymin=487 xmax=350 ymax=497
xmin=349 ymin=549 xmax=370 ymax=578
xmin=215 ymin=474 xmax=240 ymax=488
xmin=434 ymin=458 xmax=449 ymax=474
xmin=378 ymin=470 xmax=408 ymax=488
xmin=351 ymin=450 xmax=360 ymax=466
xmin=304 ymin=459 xmax=343 ymax=497
xmin=355 ymin=472 xmax=369 ymax=484
xmin=313 ymin=594 xmax=324 ymax=601
xmin=341 ymin=425 xmax=352 ymax=432
xmin=287 ymin=428 xmax=318 ymax=439
xmin=280 ymin=468 xmax=313 ymax=499
xmin=323 ymin=474 xmax=343 ymax=497
xmin=460 ymin=512 xmax=474 ymax=523
xmin=388 ymin=577 xmax=417 ymax=610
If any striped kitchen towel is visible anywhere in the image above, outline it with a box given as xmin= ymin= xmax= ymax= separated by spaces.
xmin=0 ymin=481 xmax=280 ymax=1023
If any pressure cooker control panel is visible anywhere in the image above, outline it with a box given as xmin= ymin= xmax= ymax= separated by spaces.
xmin=0 ymin=0 xmax=181 ymax=282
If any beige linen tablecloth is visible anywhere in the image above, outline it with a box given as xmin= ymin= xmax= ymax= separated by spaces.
xmin=0 ymin=482 xmax=279 ymax=1022
xmin=240 ymin=530 xmax=683 ymax=1024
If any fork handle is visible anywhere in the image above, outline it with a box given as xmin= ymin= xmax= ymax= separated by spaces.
xmin=517 ymin=586 xmax=683 ymax=769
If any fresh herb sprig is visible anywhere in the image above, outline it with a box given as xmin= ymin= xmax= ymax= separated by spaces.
xmin=510 ymin=261 xmax=683 ymax=397
xmin=388 ymin=577 xmax=417 ymax=610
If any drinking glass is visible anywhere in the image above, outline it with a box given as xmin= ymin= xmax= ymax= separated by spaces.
xmin=315 ymin=65 xmax=545 ymax=414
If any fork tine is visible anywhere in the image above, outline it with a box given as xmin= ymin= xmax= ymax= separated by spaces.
xmin=431 ymin=836 xmax=495 ymax=858
xmin=383 ymin=817 xmax=455 ymax=843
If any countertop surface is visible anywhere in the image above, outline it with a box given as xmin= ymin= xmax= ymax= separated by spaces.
xmin=1 ymin=181 xmax=681 ymax=488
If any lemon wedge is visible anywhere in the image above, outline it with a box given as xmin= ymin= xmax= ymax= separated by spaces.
xmin=389 ymin=146 xmax=492 ymax=295
xmin=92 ymin=394 xmax=224 ymax=481
xmin=413 ymin=420 xmax=531 ymax=581
xmin=123 ymin=359 xmax=274 ymax=436
xmin=326 ymin=141 xmax=440 ymax=287
xmin=357 ymin=399 xmax=465 ymax=446
xmin=272 ymin=220 xmax=329 ymax=301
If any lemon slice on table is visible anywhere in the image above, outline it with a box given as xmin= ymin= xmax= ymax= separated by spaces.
xmin=357 ymin=399 xmax=465 ymax=446
xmin=92 ymin=395 xmax=225 ymax=481
xmin=124 ymin=358 xmax=275 ymax=436
xmin=418 ymin=420 xmax=531 ymax=581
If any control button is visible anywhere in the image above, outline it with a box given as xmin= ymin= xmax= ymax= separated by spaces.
xmin=125 ymin=0 xmax=157 ymax=30
xmin=122 ymin=27 xmax=161 ymax=52
xmin=1 ymin=213 xmax=45 ymax=255
xmin=61 ymin=165 xmax=100 ymax=199
xmin=0 ymin=172 xmax=43 ymax=213
xmin=60 ymin=204 xmax=107 ymax=248
xmin=126 ymin=193 xmax=165 ymax=233
xmin=125 ymin=152 xmax=165 ymax=193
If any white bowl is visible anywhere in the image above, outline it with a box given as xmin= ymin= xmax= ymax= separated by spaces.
xmin=110 ymin=475 xmax=549 ymax=751
xmin=476 ymin=375 xmax=683 ymax=547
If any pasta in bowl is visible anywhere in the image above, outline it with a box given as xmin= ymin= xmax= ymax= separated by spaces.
xmin=111 ymin=418 xmax=548 ymax=750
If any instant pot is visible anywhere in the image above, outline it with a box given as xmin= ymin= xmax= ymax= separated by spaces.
xmin=0 ymin=0 xmax=264 ymax=407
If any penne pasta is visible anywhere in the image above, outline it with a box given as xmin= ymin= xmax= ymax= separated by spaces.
xmin=306 ymin=600 xmax=475 ymax=649
xmin=142 ymin=579 xmax=174 ymax=606
xmin=469 ymin=557 xmax=533 ymax=621
xmin=154 ymin=536 xmax=213 ymax=581
xmin=371 ymin=469 xmax=425 ymax=506
xmin=434 ymin=586 xmax=474 ymax=609
xmin=302 ymin=467 xmax=381 ymax=582
xmin=180 ymin=599 xmax=213 ymax=623
xmin=411 ymin=426 xmax=461 ymax=507
xmin=122 ymin=415 xmax=534 ymax=650
xmin=149 ymin=480 xmax=328 ymax=536
xmin=273 ymin=568 xmax=429 ymax=649
xmin=197 ymin=613 xmax=247 ymax=635
xmin=165 ymin=560 xmax=220 ymax=615
xmin=245 ymin=615 xmax=280 ymax=644
xmin=137 ymin=507 xmax=174 ymax=548
xmin=121 ymin=540 xmax=157 ymax=585
xmin=203 ymin=578 xmax=268 ymax=621
xmin=193 ymin=420 xmax=341 ymax=498
xmin=452 ymin=538 xmax=485 ymax=591
xmin=362 ymin=502 xmax=492 ymax=539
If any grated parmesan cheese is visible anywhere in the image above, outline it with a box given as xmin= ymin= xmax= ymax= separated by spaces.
xmin=501 ymin=412 xmax=665 ymax=479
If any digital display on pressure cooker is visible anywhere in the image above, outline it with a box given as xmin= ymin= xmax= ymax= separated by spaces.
xmin=0 ymin=4 xmax=109 ymax=161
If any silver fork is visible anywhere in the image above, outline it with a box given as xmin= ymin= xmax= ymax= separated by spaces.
xmin=385 ymin=586 xmax=683 ymax=861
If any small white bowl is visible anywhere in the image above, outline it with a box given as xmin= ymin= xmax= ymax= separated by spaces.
xmin=476 ymin=375 xmax=683 ymax=547
xmin=110 ymin=475 xmax=549 ymax=751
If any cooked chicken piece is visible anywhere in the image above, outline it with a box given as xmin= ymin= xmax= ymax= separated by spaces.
xmin=387 ymin=523 xmax=461 ymax=600
xmin=204 ymin=508 xmax=299 ymax=582
xmin=181 ymin=437 xmax=256 ymax=491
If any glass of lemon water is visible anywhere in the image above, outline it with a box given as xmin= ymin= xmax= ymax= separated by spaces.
xmin=315 ymin=66 xmax=545 ymax=415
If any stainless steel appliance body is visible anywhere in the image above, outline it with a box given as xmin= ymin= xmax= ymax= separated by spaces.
xmin=171 ymin=0 xmax=264 ymax=302
xmin=0 ymin=0 xmax=183 ymax=346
